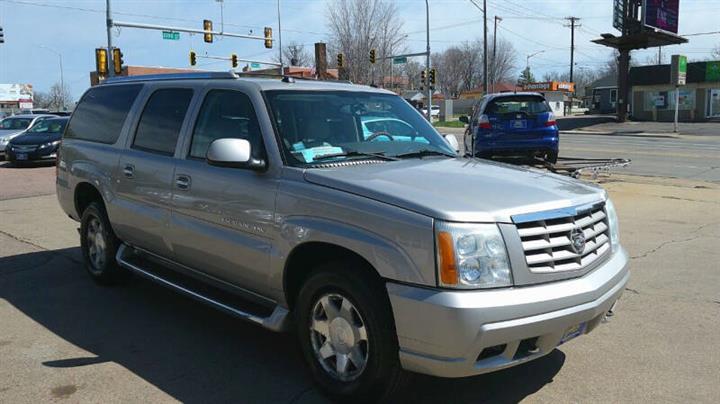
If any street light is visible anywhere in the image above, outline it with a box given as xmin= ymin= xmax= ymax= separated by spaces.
xmin=526 ymin=50 xmax=545 ymax=70
xmin=38 ymin=45 xmax=65 ymax=109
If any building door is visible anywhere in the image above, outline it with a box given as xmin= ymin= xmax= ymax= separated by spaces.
xmin=709 ymin=89 xmax=720 ymax=118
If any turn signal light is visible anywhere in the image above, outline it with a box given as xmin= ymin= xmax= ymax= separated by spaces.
xmin=437 ymin=232 xmax=458 ymax=285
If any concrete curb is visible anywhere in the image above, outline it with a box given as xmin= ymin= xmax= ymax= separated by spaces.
xmin=560 ymin=130 xmax=680 ymax=139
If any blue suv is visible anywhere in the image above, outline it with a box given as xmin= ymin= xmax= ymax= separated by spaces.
xmin=462 ymin=93 xmax=559 ymax=163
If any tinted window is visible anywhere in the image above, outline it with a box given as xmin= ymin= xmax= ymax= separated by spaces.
xmin=65 ymin=84 xmax=142 ymax=143
xmin=486 ymin=96 xmax=550 ymax=116
xmin=190 ymin=90 xmax=263 ymax=159
xmin=132 ymin=89 xmax=193 ymax=155
xmin=28 ymin=119 xmax=68 ymax=133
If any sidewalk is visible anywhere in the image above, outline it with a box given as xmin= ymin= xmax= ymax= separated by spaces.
xmin=558 ymin=116 xmax=720 ymax=138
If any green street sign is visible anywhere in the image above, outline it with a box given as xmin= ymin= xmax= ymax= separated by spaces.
xmin=671 ymin=54 xmax=687 ymax=86
xmin=250 ymin=62 xmax=261 ymax=69
xmin=162 ymin=31 xmax=180 ymax=40
xmin=393 ymin=56 xmax=408 ymax=65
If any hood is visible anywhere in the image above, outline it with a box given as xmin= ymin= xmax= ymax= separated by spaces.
xmin=304 ymin=158 xmax=605 ymax=223
xmin=9 ymin=132 xmax=60 ymax=145
xmin=0 ymin=129 xmax=25 ymax=138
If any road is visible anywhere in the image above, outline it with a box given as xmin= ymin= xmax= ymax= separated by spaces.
xmin=1 ymin=162 xmax=720 ymax=403
xmin=560 ymin=134 xmax=720 ymax=183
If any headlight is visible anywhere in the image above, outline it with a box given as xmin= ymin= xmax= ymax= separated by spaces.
xmin=40 ymin=140 xmax=61 ymax=149
xmin=435 ymin=222 xmax=512 ymax=289
xmin=605 ymin=198 xmax=620 ymax=250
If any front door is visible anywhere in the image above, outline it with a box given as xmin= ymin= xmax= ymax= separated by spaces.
xmin=114 ymin=87 xmax=195 ymax=258
xmin=169 ymin=89 xmax=276 ymax=295
xmin=709 ymin=89 xmax=720 ymax=118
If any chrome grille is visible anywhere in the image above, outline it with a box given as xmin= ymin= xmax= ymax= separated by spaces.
xmin=12 ymin=145 xmax=37 ymax=153
xmin=516 ymin=203 xmax=610 ymax=273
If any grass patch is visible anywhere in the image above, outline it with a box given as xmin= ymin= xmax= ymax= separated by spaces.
xmin=433 ymin=120 xmax=466 ymax=128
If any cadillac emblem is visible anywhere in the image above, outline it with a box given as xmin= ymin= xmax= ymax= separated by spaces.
xmin=570 ymin=228 xmax=586 ymax=254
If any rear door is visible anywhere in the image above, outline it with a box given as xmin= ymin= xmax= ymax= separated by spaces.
xmin=484 ymin=95 xmax=552 ymax=138
xmin=114 ymin=86 xmax=195 ymax=258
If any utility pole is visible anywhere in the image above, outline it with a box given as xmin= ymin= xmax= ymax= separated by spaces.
xmin=658 ymin=46 xmax=662 ymax=64
xmin=106 ymin=0 xmax=114 ymax=77
xmin=277 ymin=0 xmax=283 ymax=73
xmin=425 ymin=0 xmax=432 ymax=121
xmin=565 ymin=17 xmax=580 ymax=85
xmin=483 ymin=0 xmax=488 ymax=94
xmin=492 ymin=16 xmax=502 ymax=93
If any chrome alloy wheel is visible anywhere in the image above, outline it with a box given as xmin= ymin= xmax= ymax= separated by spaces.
xmin=310 ymin=293 xmax=369 ymax=382
xmin=86 ymin=217 xmax=106 ymax=272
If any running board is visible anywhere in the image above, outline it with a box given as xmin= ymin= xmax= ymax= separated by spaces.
xmin=116 ymin=244 xmax=290 ymax=332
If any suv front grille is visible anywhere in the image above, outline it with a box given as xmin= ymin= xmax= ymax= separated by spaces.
xmin=516 ymin=203 xmax=610 ymax=273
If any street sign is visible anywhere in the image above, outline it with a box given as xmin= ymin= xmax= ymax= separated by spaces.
xmin=613 ymin=0 xmax=626 ymax=31
xmin=250 ymin=62 xmax=261 ymax=69
xmin=162 ymin=31 xmax=180 ymax=40
xmin=643 ymin=0 xmax=680 ymax=34
xmin=671 ymin=54 xmax=687 ymax=86
xmin=392 ymin=56 xmax=408 ymax=65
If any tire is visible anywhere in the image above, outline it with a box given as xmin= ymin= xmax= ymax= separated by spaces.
xmin=295 ymin=262 xmax=407 ymax=403
xmin=546 ymin=151 xmax=558 ymax=164
xmin=80 ymin=201 xmax=124 ymax=285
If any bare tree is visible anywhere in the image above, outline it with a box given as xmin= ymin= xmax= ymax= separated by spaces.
xmin=33 ymin=91 xmax=52 ymax=109
xmin=46 ymin=82 xmax=73 ymax=111
xmin=713 ymin=44 xmax=720 ymax=60
xmin=275 ymin=42 xmax=313 ymax=67
xmin=489 ymin=36 xmax=517 ymax=85
xmin=326 ymin=0 xmax=406 ymax=84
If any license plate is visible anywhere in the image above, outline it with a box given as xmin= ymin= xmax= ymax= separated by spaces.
xmin=560 ymin=322 xmax=587 ymax=344
xmin=16 ymin=153 xmax=27 ymax=160
xmin=511 ymin=120 xmax=527 ymax=129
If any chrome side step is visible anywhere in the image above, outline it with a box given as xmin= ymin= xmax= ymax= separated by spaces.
xmin=116 ymin=244 xmax=290 ymax=332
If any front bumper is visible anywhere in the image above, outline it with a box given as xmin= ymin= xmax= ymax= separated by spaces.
xmin=5 ymin=146 xmax=58 ymax=161
xmin=387 ymin=247 xmax=629 ymax=378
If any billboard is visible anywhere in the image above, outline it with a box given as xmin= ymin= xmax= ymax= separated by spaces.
xmin=643 ymin=0 xmax=680 ymax=34
xmin=0 ymin=84 xmax=34 ymax=102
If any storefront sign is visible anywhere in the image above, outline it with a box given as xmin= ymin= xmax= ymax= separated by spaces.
xmin=0 ymin=84 xmax=34 ymax=102
xmin=706 ymin=61 xmax=720 ymax=82
xmin=671 ymin=55 xmax=687 ymax=86
xmin=523 ymin=81 xmax=575 ymax=93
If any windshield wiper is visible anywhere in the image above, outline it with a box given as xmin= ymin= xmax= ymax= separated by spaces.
xmin=393 ymin=149 xmax=456 ymax=159
xmin=311 ymin=150 xmax=399 ymax=163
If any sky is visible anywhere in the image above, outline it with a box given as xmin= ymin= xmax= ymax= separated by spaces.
xmin=0 ymin=0 xmax=718 ymax=100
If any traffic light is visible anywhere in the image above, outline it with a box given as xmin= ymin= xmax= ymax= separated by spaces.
xmin=429 ymin=68 xmax=436 ymax=85
xmin=369 ymin=49 xmax=377 ymax=64
xmin=337 ymin=53 xmax=344 ymax=68
xmin=112 ymin=48 xmax=124 ymax=75
xmin=0 ymin=26 xmax=4 ymax=44
xmin=264 ymin=27 xmax=273 ymax=49
xmin=203 ymin=19 xmax=213 ymax=43
xmin=95 ymin=48 xmax=108 ymax=76
xmin=189 ymin=51 xmax=197 ymax=66
xmin=231 ymin=53 xmax=238 ymax=68
xmin=420 ymin=69 xmax=427 ymax=84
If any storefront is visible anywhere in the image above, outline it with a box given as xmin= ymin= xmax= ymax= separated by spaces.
xmin=630 ymin=61 xmax=720 ymax=122
xmin=0 ymin=84 xmax=34 ymax=117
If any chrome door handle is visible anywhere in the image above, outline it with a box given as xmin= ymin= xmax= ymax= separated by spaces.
xmin=175 ymin=175 xmax=191 ymax=190
xmin=123 ymin=164 xmax=135 ymax=178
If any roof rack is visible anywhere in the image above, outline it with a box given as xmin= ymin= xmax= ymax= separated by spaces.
xmin=102 ymin=71 xmax=238 ymax=84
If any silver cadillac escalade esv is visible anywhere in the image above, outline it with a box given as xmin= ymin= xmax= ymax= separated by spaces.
xmin=56 ymin=72 xmax=629 ymax=402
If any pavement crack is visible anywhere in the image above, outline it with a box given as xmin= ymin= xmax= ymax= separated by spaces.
xmin=625 ymin=287 xmax=640 ymax=294
xmin=0 ymin=229 xmax=48 ymax=252
xmin=630 ymin=221 xmax=720 ymax=260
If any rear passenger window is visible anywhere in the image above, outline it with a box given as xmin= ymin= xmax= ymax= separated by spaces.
xmin=189 ymin=90 xmax=263 ymax=159
xmin=132 ymin=89 xmax=194 ymax=155
xmin=65 ymin=84 xmax=142 ymax=143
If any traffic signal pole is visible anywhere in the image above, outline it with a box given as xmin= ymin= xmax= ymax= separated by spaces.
xmin=425 ymin=0 xmax=432 ymax=121
xmin=106 ymin=0 xmax=114 ymax=77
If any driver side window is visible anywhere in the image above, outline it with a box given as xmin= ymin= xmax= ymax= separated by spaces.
xmin=190 ymin=90 xmax=264 ymax=159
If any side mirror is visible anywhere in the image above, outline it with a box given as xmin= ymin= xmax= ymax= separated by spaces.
xmin=458 ymin=115 xmax=469 ymax=124
xmin=442 ymin=134 xmax=460 ymax=153
xmin=206 ymin=138 xmax=266 ymax=170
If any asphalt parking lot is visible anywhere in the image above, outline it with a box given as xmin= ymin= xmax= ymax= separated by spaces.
xmin=1 ymin=160 xmax=719 ymax=403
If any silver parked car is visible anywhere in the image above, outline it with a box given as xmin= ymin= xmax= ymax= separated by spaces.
xmin=0 ymin=114 xmax=57 ymax=157
xmin=56 ymin=72 xmax=629 ymax=402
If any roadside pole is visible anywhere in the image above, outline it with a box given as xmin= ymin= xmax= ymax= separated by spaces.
xmin=425 ymin=0 xmax=432 ymax=121
xmin=674 ymin=85 xmax=679 ymax=133
xmin=106 ymin=0 xmax=114 ymax=77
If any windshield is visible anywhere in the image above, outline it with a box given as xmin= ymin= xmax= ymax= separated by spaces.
xmin=264 ymin=90 xmax=455 ymax=166
xmin=486 ymin=96 xmax=551 ymax=116
xmin=0 ymin=117 xmax=32 ymax=130
xmin=28 ymin=119 xmax=67 ymax=134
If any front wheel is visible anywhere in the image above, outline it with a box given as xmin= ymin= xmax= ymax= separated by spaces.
xmin=545 ymin=150 xmax=558 ymax=164
xmin=295 ymin=263 xmax=407 ymax=403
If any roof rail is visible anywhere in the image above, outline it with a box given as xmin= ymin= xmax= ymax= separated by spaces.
xmin=102 ymin=71 xmax=238 ymax=84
